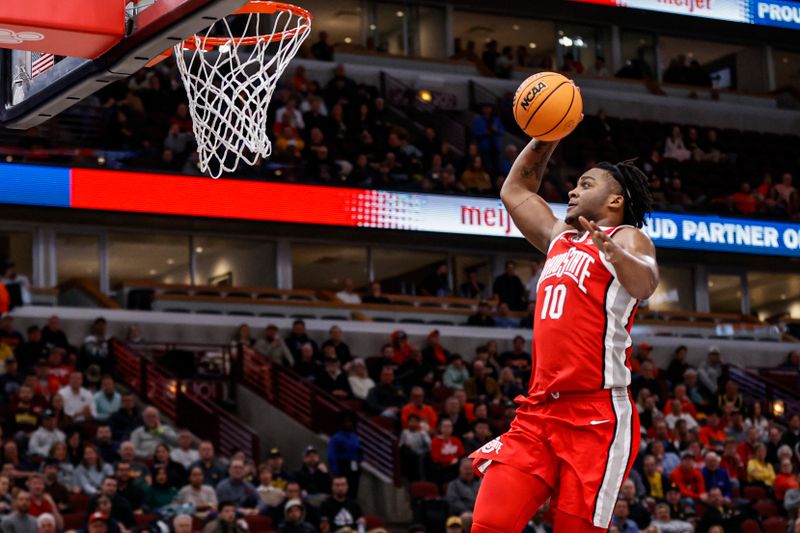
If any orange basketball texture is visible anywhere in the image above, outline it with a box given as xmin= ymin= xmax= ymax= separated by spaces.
xmin=513 ymin=72 xmax=583 ymax=141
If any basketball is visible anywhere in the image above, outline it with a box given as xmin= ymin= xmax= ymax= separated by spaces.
xmin=513 ymin=72 xmax=583 ymax=141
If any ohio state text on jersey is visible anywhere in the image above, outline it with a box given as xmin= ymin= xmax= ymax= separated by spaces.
xmin=529 ymin=226 xmax=638 ymax=401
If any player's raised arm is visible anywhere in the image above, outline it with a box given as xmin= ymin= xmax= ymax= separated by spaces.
xmin=500 ymin=139 xmax=569 ymax=253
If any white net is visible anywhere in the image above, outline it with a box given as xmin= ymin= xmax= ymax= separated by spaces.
xmin=174 ymin=2 xmax=311 ymax=178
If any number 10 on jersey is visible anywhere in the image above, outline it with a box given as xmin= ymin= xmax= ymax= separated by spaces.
xmin=540 ymin=284 xmax=566 ymax=320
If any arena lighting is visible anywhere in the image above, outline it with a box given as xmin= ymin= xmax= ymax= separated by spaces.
xmin=395 ymin=10 xmax=404 ymax=17
xmin=528 ymin=42 xmax=537 ymax=49
xmin=558 ymin=36 xmax=573 ymax=47
xmin=417 ymin=89 xmax=433 ymax=103
xmin=574 ymin=37 xmax=586 ymax=47
xmin=773 ymin=400 xmax=785 ymax=417
xmin=369 ymin=24 xmax=376 ymax=30
xmin=344 ymin=37 xmax=352 ymax=44
xmin=195 ymin=246 xmax=204 ymax=253
xmin=512 ymin=24 xmax=520 ymax=30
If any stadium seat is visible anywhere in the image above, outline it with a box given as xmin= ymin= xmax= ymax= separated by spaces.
xmin=743 ymin=485 xmax=768 ymax=501
xmin=754 ymin=498 xmax=778 ymax=518
xmin=135 ymin=514 xmax=160 ymax=527
xmin=69 ymin=492 xmax=90 ymax=513
xmin=228 ymin=311 xmax=255 ymax=316
xmin=371 ymin=415 xmax=397 ymax=432
xmin=258 ymin=312 xmax=286 ymax=318
xmin=410 ymin=480 xmax=440 ymax=499
xmin=365 ymin=515 xmax=385 ymax=528
xmin=244 ymin=515 xmax=273 ymax=531
xmin=740 ymin=519 xmax=761 ymax=533
xmin=763 ymin=516 xmax=787 ymax=533
xmin=62 ymin=513 xmax=85 ymax=530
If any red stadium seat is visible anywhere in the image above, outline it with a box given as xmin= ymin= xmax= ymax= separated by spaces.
xmin=244 ymin=515 xmax=273 ymax=531
xmin=69 ymin=492 xmax=90 ymax=513
xmin=370 ymin=415 xmax=397 ymax=432
xmin=740 ymin=518 xmax=761 ymax=533
xmin=365 ymin=515 xmax=385 ymax=528
xmin=136 ymin=514 xmax=160 ymax=527
xmin=754 ymin=498 xmax=778 ymax=518
xmin=743 ymin=485 xmax=768 ymax=501
xmin=62 ymin=513 xmax=85 ymax=530
xmin=763 ymin=516 xmax=787 ymax=533
xmin=432 ymin=384 xmax=454 ymax=402
xmin=410 ymin=481 xmax=440 ymax=500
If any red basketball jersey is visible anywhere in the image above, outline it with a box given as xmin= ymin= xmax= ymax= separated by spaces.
xmin=528 ymin=226 xmax=638 ymax=402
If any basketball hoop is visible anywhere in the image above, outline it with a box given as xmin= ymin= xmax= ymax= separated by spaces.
xmin=173 ymin=1 xmax=311 ymax=178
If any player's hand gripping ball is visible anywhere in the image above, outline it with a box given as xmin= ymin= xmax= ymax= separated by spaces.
xmin=513 ymin=72 xmax=583 ymax=141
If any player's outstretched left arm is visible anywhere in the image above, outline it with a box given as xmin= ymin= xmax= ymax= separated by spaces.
xmin=579 ymin=216 xmax=659 ymax=300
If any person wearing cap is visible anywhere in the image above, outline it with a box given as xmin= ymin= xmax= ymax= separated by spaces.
xmin=316 ymin=351 xmax=353 ymax=400
xmin=698 ymin=346 xmax=723 ymax=397
xmin=446 ymin=515 xmax=463 ymax=532
xmin=664 ymin=482 xmax=691 ymax=522
xmin=27 ymin=411 xmax=65 ymax=459
xmin=294 ymin=447 xmax=331 ymax=500
xmin=670 ymin=451 xmax=707 ymax=505
xmin=277 ymin=498 xmax=316 ymax=533
xmin=266 ymin=449 xmax=292 ymax=491
xmin=1 ymin=490 xmax=37 ymax=533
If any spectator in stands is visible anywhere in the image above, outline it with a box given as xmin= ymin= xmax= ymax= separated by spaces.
xmin=663 ymin=126 xmax=692 ymax=162
xmin=327 ymin=412 xmax=362 ymax=498
xmin=471 ymin=104 xmax=504 ymax=172
xmin=41 ymin=461 xmax=68 ymax=513
xmin=782 ymin=415 xmax=800 ymax=451
xmin=15 ymin=326 xmax=47 ymax=374
xmin=466 ymin=301 xmax=495 ymax=327
xmin=390 ymin=330 xmax=414 ymax=367
xmin=335 ymin=278 xmax=361 ymax=305
xmin=446 ymin=458 xmax=480 ymax=517
xmin=776 ymin=171 xmax=799 ymax=216
xmin=493 ymin=262 xmax=526 ymax=311
xmin=292 ymin=446 xmax=330 ymax=502
xmin=25 ymin=475 xmax=61 ymax=530
xmin=365 ymin=367 xmax=405 ymax=418
xmin=130 ymin=407 xmax=177 ymax=460
xmin=443 ymin=355 xmax=469 ymax=391
xmin=701 ymin=451 xmax=732 ymax=502
xmin=0 ymin=316 xmax=23 ymax=353
xmin=93 ymin=376 xmax=120 ymax=423
xmin=729 ymin=182 xmax=759 ymax=216
xmin=464 ymin=361 xmax=500 ymax=403
xmin=144 ymin=466 xmax=177 ymax=512
xmin=346 ymin=359 xmax=374 ymax=401
xmin=80 ymin=318 xmax=111 ymax=372
xmin=108 ymin=392 xmax=141 ymax=442
xmin=27 ymin=411 xmax=64 ymax=459
xmin=716 ymin=381 xmax=744 ymax=413
xmin=168 ymin=430 xmax=199 ymax=471
xmin=215 ymin=459 xmax=257 ymax=514
xmin=285 ymin=320 xmax=319 ymax=362
xmin=560 ymin=52 xmax=584 ymax=74
xmin=421 ymin=330 xmax=450 ymax=369
xmin=785 ymin=473 xmax=800 ymax=519
xmin=35 ymin=513 xmax=55 ymax=533
xmin=319 ymin=476 xmax=365 ymax=532
xmin=430 ymin=418 xmax=464 ymax=484
xmin=696 ymin=487 xmax=734 ymax=532
xmin=422 ymin=263 xmax=451 ymax=297
xmin=321 ymin=326 xmax=351 ymax=365
xmin=649 ymin=502 xmax=693 ymax=532
xmin=698 ymin=346 xmax=723 ymax=398
xmin=153 ymin=443 xmax=185 ymax=488
xmin=666 ymin=346 xmax=691 ymax=386
xmin=293 ymin=344 xmax=318 ymax=380
xmin=173 ymin=514 xmax=193 ymax=533
xmin=459 ymin=270 xmax=486 ymax=300
xmin=588 ymin=56 xmax=610 ymax=77
xmin=1 ymin=261 xmax=30 ymax=307
xmin=315 ymin=352 xmax=353 ymax=399
xmin=462 ymin=419 xmax=493 ymax=455
xmin=278 ymin=497 xmax=316 ymax=533
xmin=233 ymin=324 xmax=254 ymax=348
xmin=491 ymin=303 xmax=516 ymax=329
xmin=362 ymin=281 xmax=391 ymax=305
xmin=747 ymin=442 xmax=776 ymax=487
xmin=177 ymin=465 xmax=218 ymax=518
xmin=698 ymin=411 xmax=726 ymax=450
xmin=775 ymin=458 xmax=798 ymax=502
xmin=41 ymin=317 xmax=68 ymax=352
xmin=495 ymin=46 xmax=514 ymax=79
xmin=610 ymin=500 xmax=638 ymax=533
xmin=58 ymin=372 xmax=94 ymax=422
xmin=744 ymin=401 xmax=769 ymax=440
xmin=202 ymin=501 xmax=247 ymax=533
xmin=74 ymin=445 xmax=113 ymax=497
xmin=47 ymin=444 xmax=76 ymax=493
xmin=401 ymin=387 xmax=438 ymax=432
xmin=92 ymin=425 xmax=118 ymax=466
xmin=254 ymin=325 xmax=294 ymax=367
xmin=399 ymin=414 xmax=431 ymax=482
xmin=310 ymin=32 xmax=334 ymax=62
xmin=1 ymin=491 xmax=36 ymax=533
xmin=461 ymin=156 xmax=492 ymax=193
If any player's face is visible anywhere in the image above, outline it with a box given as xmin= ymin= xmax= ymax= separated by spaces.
xmin=565 ymin=168 xmax=621 ymax=226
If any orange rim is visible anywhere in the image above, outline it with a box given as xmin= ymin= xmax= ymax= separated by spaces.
xmin=181 ymin=1 xmax=312 ymax=51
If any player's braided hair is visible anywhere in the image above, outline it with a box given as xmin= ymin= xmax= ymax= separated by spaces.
xmin=594 ymin=159 xmax=653 ymax=228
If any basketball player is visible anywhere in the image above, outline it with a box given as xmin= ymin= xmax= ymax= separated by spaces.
xmin=469 ymin=130 xmax=659 ymax=532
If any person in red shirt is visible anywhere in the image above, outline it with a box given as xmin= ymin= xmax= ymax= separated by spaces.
xmin=698 ymin=411 xmax=727 ymax=449
xmin=774 ymin=459 xmax=799 ymax=502
xmin=45 ymin=349 xmax=72 ymax=391
xmin=390 ymin=330 xmax=414 ymax=366
xmin=430 ymin=418 xmax=465 ymax=484
xmin=27 ymin=473 xmax=62 ymax=529
xmin=737 ymin=427 xmax=760 ymax=466
xmin=663 ymin=384 xmax=698 ymax=418
xmin=670 ymin=452 xmax=707 ymax=503
xmin=401 ymin=387 xmax=438 ymax=432
xmin=729 ymin=182 xmax=759 ymax=215
xmin=720 ymin=438 xmax=745 ymax=484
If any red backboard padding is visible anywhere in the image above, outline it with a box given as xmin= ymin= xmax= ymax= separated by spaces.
xmin=0 ymin=0 xmax=125 ymax=58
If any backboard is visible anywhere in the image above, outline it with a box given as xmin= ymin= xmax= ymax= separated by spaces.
xmin=0 ymin=0 xmax=249 ymax=129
